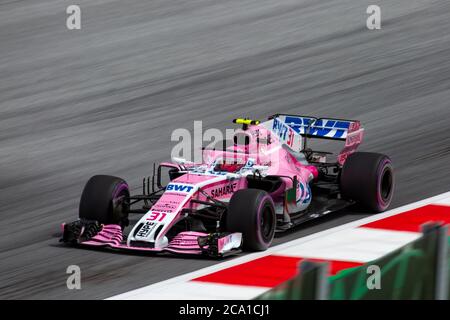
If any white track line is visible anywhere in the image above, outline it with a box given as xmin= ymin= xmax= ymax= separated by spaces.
xmin=120 ymin=282 xmax=268 ymax=300
xmin=108 ymin=191 xmax=450 ymax=300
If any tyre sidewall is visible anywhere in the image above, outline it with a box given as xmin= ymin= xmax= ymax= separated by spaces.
xmin=254 ymin=193 xmax=276 ymax=249
xmin=375 ymin=157 xmax=394 ymax=211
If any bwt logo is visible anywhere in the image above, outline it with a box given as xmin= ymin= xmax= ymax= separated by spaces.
xmin=166 ymin=183 xmax=194 ymax=193
xmin=272 ymin=118 xmax=295 ymax=147
xmin=272 ymin=118 xmax=289 ymax=140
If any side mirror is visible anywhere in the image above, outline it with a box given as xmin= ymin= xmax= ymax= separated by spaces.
xmin=157 ymin=163 xmax=182 ymax=189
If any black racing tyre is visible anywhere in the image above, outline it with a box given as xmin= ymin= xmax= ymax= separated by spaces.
xmin=226 ymin=189 xmax=276 ymax=251
xmin=79 ymin=175 xmax=130 ymax=228
xmin=340 ymin=152 xmax=394 ymax=212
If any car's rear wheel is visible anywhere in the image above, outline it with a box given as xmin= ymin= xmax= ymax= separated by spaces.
xmin=79 ymin=175 xmax=130 ymax=228
xmin=340 ymin=152 xmax=394 ymax=212
xmin=226 ymin=189 xmax=276 ymax=251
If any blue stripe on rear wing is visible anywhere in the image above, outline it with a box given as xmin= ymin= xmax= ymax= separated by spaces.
xmin=274 ymin=115 xmax=360 ymax=140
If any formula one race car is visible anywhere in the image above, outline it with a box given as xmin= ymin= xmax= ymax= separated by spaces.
xmin=62 ymin=114 xmax=395 ymax=257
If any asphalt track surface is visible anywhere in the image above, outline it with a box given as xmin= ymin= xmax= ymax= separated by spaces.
xmin=1 ymin=0 xmax=450 ymax=299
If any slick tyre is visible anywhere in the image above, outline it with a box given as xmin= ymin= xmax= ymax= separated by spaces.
xmin=340 ymin=152 xmax=394 ymax=212
xmin=79 ymin=175 xmax=130 ymax=228
xmin=227 ymin=189 xmax=276 ymax=251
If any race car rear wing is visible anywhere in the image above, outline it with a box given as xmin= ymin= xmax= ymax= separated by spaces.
xmin=268 ymin=114 xmax=364 ymax=164
xmin=269 ymin=114 xmax=361 ymax=141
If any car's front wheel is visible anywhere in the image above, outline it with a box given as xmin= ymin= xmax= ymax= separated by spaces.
xmin=79 ymin=175 xmax=130 ymax=228
xmin=226 ymin=189 xmax=276 ymax=251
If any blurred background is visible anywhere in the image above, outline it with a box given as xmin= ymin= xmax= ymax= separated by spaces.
xmin=0 ymin=0 xmax=449 ymax=299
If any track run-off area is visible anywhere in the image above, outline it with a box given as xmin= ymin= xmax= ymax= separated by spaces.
xmin=109 ymin=192 xmax=450 ymax=299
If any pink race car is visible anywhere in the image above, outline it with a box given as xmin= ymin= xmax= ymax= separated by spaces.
xmin=62 ymin=114 xmax=394 ymax=257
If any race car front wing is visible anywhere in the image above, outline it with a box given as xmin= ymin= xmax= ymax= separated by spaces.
xmin=61 ymin=220 xmax=242 ymax=258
